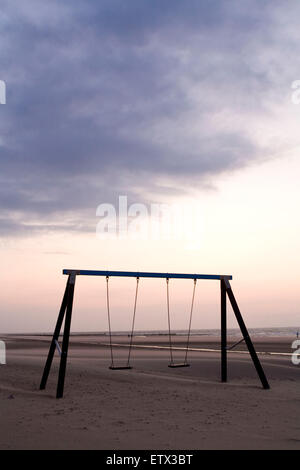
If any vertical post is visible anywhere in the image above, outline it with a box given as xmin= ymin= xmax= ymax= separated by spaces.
xmin=40 ymin=276 xmax=70 ymax=390
xmin=224 ymin=279 xmax=270 ymax=389
xmin=56 ymin=272 xmax=76 ymax=398
xmin=221 ymin=279 xmax=227 ymax=382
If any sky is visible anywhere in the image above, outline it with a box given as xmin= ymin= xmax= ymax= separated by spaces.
xmin=0 ymin=0 xmax=299 ymax=333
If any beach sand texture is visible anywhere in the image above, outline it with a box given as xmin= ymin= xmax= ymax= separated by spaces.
xmin=0 ymin=334 xmax=299 ymax=450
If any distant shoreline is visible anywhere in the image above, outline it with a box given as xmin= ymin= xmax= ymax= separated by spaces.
xmin=2 ymin=326 xmax=299 ymax=338
xmin=2 ymin=332 xmax=298 ymax=355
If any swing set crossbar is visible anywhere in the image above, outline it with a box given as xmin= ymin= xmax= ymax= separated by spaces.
xmin=63 ymin=269 xmax=232 ymax=281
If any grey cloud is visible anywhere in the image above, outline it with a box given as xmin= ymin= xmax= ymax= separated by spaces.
xmin=1 ymin=0 xmax=299 ymax=236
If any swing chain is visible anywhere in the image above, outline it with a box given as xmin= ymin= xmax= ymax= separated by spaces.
xmin=106 ymin=276 xmax=114 ymax=367
xmin=166 ymin=278 xmax=173 ymax=364
xmin=127 ymin=277 xmax=140 ymax=366
xmin=106 ymin=275 xmax=140 ymax=369
xmin=184 ymin=278 xmax=197 ymax=364
xmin=167 ymin=277 xmax=197 ymax=367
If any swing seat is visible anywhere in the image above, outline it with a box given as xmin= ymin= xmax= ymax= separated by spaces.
xmin=109 ymin=365 xmax=132 ymax=370
xmin=168 ymin=363 xmax=190 ymax=368
xmin=165 ymin=278 xmax=196 ymax=371
xmin=106 ymin=276 xmax=140 ymax=371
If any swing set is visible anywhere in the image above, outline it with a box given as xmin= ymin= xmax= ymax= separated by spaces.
xmin=40 ymin=269 xmax=270 ymax=398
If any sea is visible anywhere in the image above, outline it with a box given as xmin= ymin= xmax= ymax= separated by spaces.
xmin=66 ymin=326 xmax=299 ymax=338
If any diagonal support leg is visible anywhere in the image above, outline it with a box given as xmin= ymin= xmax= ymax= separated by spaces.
xmin=221 ymin=279 xmax=227 ymax=382
xmin=56 ymin=272 xmax=76 ymax=398
xmin=224 ymin=279 xmax=270 ymax=389
xmin=40 ymin=275 xmax=70 ymax=390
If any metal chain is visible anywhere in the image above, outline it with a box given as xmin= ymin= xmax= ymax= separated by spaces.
xmin=106 ymin=276 xmax=114 ymax=367
xmin=127 ymin=277 xmax=140 ymax=366
xmin=184 ymin=279 xmax=197 ymax=364
xmin=166 ymin=278 xmax=174 ymax=364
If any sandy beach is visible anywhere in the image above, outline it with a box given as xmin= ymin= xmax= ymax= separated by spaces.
xmin=0 ymin=334 xmax=299 ymax=450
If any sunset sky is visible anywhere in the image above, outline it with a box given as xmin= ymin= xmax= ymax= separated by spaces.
xmin=1 ymin=1 xmax=299 ymax=333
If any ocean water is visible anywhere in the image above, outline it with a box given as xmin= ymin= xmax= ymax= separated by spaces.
xmin=74 ymin=326 xmax=300 ymax=338
xmin=24 ymin=326 xmax=299 ymax=338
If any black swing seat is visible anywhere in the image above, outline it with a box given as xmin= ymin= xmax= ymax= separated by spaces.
xmin=168 ymin=363 xmax=190 ymax=368
xmin=109 ymin=365 xmax=132 ymax=370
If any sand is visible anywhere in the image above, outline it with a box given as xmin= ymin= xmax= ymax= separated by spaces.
xmin=0 ymin=334 xmax=299 ymax=450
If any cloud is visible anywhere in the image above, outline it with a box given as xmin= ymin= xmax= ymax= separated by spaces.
xmin=1 ymin=0 xmax=300 ymax=236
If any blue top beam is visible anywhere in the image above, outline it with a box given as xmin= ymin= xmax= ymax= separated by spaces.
xmin=63 ymin=269 xmax=232 ymax=280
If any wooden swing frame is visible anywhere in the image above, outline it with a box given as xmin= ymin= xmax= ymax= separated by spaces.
xmin=40 ymin=269 xmax=270 ymax=398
